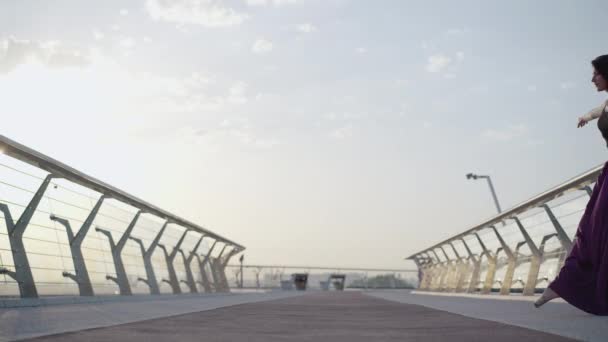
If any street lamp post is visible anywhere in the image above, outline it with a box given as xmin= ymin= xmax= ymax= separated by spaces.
xmin=466 ymin=173 xmax=502 ymax=214
xmin=239 ymin=254 xmax=244 ymax=289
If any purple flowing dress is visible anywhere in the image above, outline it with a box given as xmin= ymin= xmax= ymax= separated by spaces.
xmin=549 ymin=109 xmax=608 ymax=315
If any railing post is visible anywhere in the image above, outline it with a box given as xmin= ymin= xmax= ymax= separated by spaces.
xmin=512 ymin=240 xmax=528 ymax=290
xmin=539 ymin=234 xmax=559 ymax=271
xmin=0 ymin=174 xmax=55 ymax=298
xmin=448 ymin=242 xmax=468 ymax=292
xmin=177 ymin=249 xmax=197 ymax=293
xmin=129 ymin=221 xmax=168 ymax=295
xmin=509 ymin=217 xmax=542 ymax=295
xmin=129 ymin=237 xmax=152 ymax=290
xmin=542 ymin=203 xmax=576 ymax=273
xmin=219 ymin=246 xmax=240 ymax=292
xmin=440 ymin=246 xmax=456 ymax=291
xmin=490 ymin=225 xmax=516 ymax=295
xmin=412 ymin=255 xmax=422 ymax=288
xmin=420 ymin=253 xmax=435 ymax=290
xmin=418 ymin=253 xmax=434 ymax=290
xmin=197 ymin=239 xmax=218 ymax=293
xmin=421 ymin=254 xmax=435 ymax=290
xmin=429 ymin=250 xmax=442 ymax=291
xmin=413 ymin=254 xmax=427 ymax=290
xmin=49 ymin=194 xmax=106 ymax=297
xmin=429 ymin=250 xmax=444 ymax=291
xmin=536 ymin=233 xmax=559 ymax=285
xmin=441 ymin=246 xmax=457 ymax=292
xmin=581 ymin=185 xmax=593 ymax=197
xmin=541 ymin=204 xmax=572 ymax=251
xmin=475 ymin=232 xmax=497 ymax=294
xmin=459 ymin=238 xmax=480 ymax=293
xmin=541 ymin=204 xmax=572 ymax=273
xmin=426 ymin=252 xmax=440 ymax=290
xmin=96 ymin=210 xmax=142 ymax=296
xmin=158 ymin=228 xmax=190 ymax=294
xmin=129 ymin=220 xmax=169 ymax=295
xmin=210 ymin=244 xmax=228 ymax=291
xmin=539 ymin=233 xmax=558 ymax=256
xmin=412 ymin=254 xmax=431 ymax=290
xmin=179 ymin=234 xmax=205 ymax=293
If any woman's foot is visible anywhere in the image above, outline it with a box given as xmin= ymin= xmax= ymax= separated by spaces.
xmin=534 ymin=287 xmax=559 ymax=308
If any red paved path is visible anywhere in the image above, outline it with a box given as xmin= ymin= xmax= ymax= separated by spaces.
xmin=25 ymin=291 xmax=578 ymax=341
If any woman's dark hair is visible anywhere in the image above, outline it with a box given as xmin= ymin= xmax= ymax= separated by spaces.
xmin=592 ymin=55 xmax=608 ymax=80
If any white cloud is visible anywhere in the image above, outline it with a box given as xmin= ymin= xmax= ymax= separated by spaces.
xmin=254 ymin=138 xmax=280 ymax=148
xmin=0 ymin=38 xmax=265 ymax=150
xmin=263 ymin=65 xmax=278 ymax=72
xmin=464 ymin=84 xmax=489 ymax=95
xmin=145 ymin=0 xmax=247 ymax=28
xmin=456 ymin=51 xmax=465 ymax=61
xmin=252 ymin=39 xmax=273 ymax=54
xmin=246 ymin=0 xmax=298 ymax=6
xmin=228 ymin=81 xmax=248 ymax=104
xmin=330 ymin=124 xmax=354 ymax=139
xmin=254 ymin=92 xmax=278 ymax=101
xmin=560 ymin=81 xmax=577 ymax=90
xmin=527 ymin=139 xmax=545 ymax=146
xmin=481 ymin=124 xmax=529 ymax=142
xmin=421 ymin=40 xmax=435 ymax=50
xmin=324 ymin=111 xmax=360 ymax=121
xmin=0 ymin=37 xmax=89 ymax=73
xmin=143 ymin=36 xmax=153 ymax=43
xmin=192 ymin=117 xmax=279 ymax=149
xmin=275 ymin=0 xmax=298 ymax=4
xmin=119 ymin=37 xmax=136 ymax=49
xmin=445 ymin=28 xmax=471 ymax=36
xmin=527 ymin=85 xmax=537 ymax=92
xmin=296 ymin=23 xmax=318 ymax=33
xmin=394 ymin=79 xmax=409 ymax=87
xmin=246 ymin=0 xmax=267 ymax=5
xmin=93 ymin=29 xmax=105 ymax=41
xmin=422 ymin=121 xmax=433 ymax=129
xmin=355 ymin=47 xmax=367 ymax=54
xmin=120 ymin=9 xmax=129 ymax=16
xmin=426 ymin=54 xmax=451 ymax=73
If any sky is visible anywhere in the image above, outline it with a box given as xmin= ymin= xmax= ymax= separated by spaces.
xmin=1 ymin=0 xmax=607 ymax=270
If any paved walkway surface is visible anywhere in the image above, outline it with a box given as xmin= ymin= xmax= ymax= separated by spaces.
xmin=367 ymin=290 xmax=608 ymax=342
xmin=0 ymin=291 xmax=301 ymax=342
xmin=23 ymin=291 xmax=578 ymax=342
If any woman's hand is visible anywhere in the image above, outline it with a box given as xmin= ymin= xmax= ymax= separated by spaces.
xmin=578 ymin=117 xmax=588 ymax=128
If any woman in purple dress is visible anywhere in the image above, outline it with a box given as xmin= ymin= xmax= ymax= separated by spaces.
xmin=534 ymin=55 xmax=608 ymax=314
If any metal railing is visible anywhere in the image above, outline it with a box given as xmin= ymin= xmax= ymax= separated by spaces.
xmin=0 ymin=135 xmax=244 ymax=298
xmin=406 ymin=163 xmax=602 ymax=296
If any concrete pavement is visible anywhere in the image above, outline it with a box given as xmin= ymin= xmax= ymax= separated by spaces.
xmin=368 ymin=290 xmax=608 ymax=342
xmin=0 ymin=291 xmax=303 ymax=341
xmin=20 ymin=291 xmax=579 ymax=342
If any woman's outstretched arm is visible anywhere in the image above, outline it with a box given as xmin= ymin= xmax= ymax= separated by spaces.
xmin=578 ymin=101 xmax=607 ymax=127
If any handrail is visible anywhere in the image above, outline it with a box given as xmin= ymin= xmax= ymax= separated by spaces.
xmin=406 ymin=162 xmax=603 ymax=259
xmin=0 ymin=134 xmax=244 ymax=250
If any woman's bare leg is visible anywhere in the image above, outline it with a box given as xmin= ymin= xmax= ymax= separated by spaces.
xmin=534 ymin=287 xmax=560 ymax=308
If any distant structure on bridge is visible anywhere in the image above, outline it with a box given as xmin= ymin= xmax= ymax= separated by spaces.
xmin=225 ymin=264 xmax=418 ymax=290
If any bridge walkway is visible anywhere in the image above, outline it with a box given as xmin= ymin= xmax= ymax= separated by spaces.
xmin=22 ymin=291 xmax=577 ymax=342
